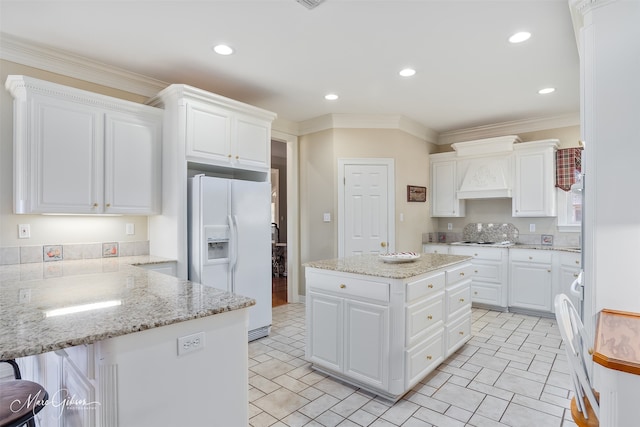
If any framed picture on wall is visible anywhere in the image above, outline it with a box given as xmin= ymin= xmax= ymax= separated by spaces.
xmin=407 ymin=185 xmax=427 ymax=202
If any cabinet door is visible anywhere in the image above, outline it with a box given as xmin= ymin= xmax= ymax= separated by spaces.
xmin=431 ymin=160 xmax=465 ymax=217
xmin=307 ymin=292 xmax=343 ymax=372
xmin=233 ymin=113 xmax=270 ymax=171
xmin=62 ymin=355 xmax=97 ymax=427
xmin=510 ymin=261 xmax=553 ymax=311
xmin=30 ymin=94 xmax=103 ymax=214
xmin=185 ymin=100 xmax=232 ymax=164
xmin=344 ymin=299 xmax=388 ymax=389
xmin=104 ymin=112 xmax=162 ymax=214
xmin=513 ymin=149 xmax=556 ymax=217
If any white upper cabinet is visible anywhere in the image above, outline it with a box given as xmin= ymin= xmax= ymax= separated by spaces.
xmin=185 ymin=100 xmax=232 ymax=165
xmin=152 ymin=84 xmax=276 ymax=173
xmin=512 ymin=140 xmax=558 ymax=217
xmin=6 ymin=75 xmax=162 ymax=215
xmin=104 ymin=112 xmax=162 ymax=214
xmin=430 ymin=153 xmax=465 ymax=217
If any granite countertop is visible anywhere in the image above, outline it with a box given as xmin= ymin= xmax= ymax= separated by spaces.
xmin=423 ymin=242 xmax=581 ymax=253
xmin=0 ymin=256 xmax=255 ymax=360
xmin=304 ymin=253 xmax=472 ymax=279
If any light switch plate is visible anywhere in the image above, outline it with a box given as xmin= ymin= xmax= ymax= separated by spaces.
xmin=323 ymin=213 xmax=331 ymax=222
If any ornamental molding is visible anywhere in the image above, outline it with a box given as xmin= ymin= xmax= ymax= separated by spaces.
xmin=0 ymin=32 xmax=167 ymax=97
xmin=569 ymin=0 xmax=617 ymax=16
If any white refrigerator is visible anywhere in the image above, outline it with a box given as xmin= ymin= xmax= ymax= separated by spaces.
xmin=188 ymin=174 xmax=272 ymax=341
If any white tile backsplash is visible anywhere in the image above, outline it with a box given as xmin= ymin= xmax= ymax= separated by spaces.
xmin=20 ymin=246 xmax=43 ymax=263
xmin=0 ymin=247 xmax=20 ymax=265
xmin=0 ymin=241 xmax=150 ymax=265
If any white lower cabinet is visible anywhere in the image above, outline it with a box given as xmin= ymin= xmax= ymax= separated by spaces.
xmin=422 ymin=244 xmax=449 ymax=254
xmin=305 ymin=260 xmax=472 ymax=401
xmin=449 ymin=246 xmax=508 ymax=309
xmin=344 ymin=299 xmax=389 ymax=389
xmin=18 ymin=345 xmax=97 ymax=427
xmin=18 ymin=309 xmax=251 ymax=427
xmin=509 ymin=249 xmax=553 ymax=313
xmin=554 ymin=251 xmax=582 ymax=315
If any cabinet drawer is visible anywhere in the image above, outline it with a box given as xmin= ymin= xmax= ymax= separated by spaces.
xmin=406 ymin=292 xmax=445 ymax=347
xmin=446 ymin=263 xmax=473 ymax=285
xmin=471 ymin=283 xmax=503 ymax=306
xmin=422 ymin=245 xmax=449 ymax=255
xmin=559 ymin=251 xmax=581 ymax=267
xmin=406 ymin=272 xmax=445 ymax=302
xmin=446 ymin=282 xmax=471 ymax=320
xmin=472 ymin=261 xmax=503 ymax=283
xmin=446 ymin=313 xmax=472 ymax=357
xmin=406 ymin=332 xmax=444 ymax=389
xmin=450 ymin=246 xmax=505 ymax=261
xmin=510 ymin=249 xmax=553 ymax=264
xmin=306 ymin=271 xmax=389 ymax=302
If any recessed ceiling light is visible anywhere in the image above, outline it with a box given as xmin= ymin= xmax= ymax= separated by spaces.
xmin=538 ymin=87 xmax=556 ymax=94
xmin=509 ymin=32 xmax=531 ymax=43
xmin=213 ymin=44 xmax=234 ymax=55
xmin=399 ymin=68 xmax=416 ymax=77
xmin=324 ymin=93 xmax=339 ymax=101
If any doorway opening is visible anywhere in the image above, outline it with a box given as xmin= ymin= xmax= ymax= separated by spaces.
xmin=271 ymin=139 xmax=288 ymax=306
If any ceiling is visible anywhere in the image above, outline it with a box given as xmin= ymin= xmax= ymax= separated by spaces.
xmin=0 ymin=0 xmax=580 ymax=138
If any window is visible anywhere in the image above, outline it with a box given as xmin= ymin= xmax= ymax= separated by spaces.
xmin=557 ymin=188 xmax=582 ymax=232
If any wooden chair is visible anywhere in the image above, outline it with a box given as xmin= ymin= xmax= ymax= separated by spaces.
xmin=554 ymin=294 xmax=599 ymax=427
xmin=0 ymin=359 xmax=48 ymax=427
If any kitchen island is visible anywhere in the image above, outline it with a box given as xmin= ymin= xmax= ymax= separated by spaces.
xmin=304 ymin=253 xmax=472 ymax=401
xmin=0 ymin=256 xmax=254 ymax=427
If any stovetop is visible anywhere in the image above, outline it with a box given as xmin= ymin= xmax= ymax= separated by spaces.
xmin=450 ymin=241 xmax=514 ymax=247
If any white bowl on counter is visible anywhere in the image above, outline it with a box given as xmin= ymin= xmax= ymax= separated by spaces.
xmin=379 ymin=252 xmax=420 ymax=263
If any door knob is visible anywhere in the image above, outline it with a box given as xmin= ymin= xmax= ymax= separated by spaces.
xmin=381 ymin=242 xmax=387 ymax=248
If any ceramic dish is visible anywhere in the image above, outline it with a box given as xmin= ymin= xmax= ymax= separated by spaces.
xmin=379 ymin=252 xmax=420 ymax=263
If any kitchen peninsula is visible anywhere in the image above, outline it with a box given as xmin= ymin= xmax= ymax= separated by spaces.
xmin=0 ymin=256 xmax=254 ymax=427
xmin=305 ymin=253 xmax=472 ymax=401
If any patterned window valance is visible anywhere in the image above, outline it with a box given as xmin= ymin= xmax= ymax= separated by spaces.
xmin=556 ymin=147 xmax=583 ymax=191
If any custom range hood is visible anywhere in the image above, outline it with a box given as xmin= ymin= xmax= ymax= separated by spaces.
xmin=452 ymin=135 xmax=521 ymax=199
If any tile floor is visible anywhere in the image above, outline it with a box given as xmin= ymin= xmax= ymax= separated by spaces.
xmin=248 ymin=304 xmax=577 ymax=427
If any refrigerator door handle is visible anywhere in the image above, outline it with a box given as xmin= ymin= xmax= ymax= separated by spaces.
xmin=229 ymin=215 xmax=238 ymax=292
xmin=570 ymin=270 xmax=583 ymax=299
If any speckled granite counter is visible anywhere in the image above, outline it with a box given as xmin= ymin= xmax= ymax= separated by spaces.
xmin=423 ymin=242 xmax=581 ymax=253
xmin=0 ymin=256 xmax=255 ymax=360
xmin=304 ymin=253 xmax=472 ymax=279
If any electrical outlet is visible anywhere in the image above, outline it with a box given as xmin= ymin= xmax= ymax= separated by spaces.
xmin=125 ymin=223 xmax=135 ymax=235
xmin=447 ymin=223 xmax=453 ymax=231
xmin=529 ymin=224 xmax=536 ymax=232
xmin=19 ymin=289 xmax=31 ymax=303
xmin=18 ymin=224 xmax=30 ymax=239
xmin=177 ymin=332 xmax=205 ymax=356
xmin=323 ymin=213 xmax=331 ymax=222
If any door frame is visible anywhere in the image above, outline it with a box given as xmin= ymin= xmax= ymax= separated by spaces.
xmin=338 ymin=158 xmax=395 ymax=258
xmin=271 ymin=129 xmax=299 ymax=303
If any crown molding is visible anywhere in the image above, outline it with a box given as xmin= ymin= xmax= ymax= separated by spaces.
xmin=297 ymin=113 xmax=437 ymax=142
xmin=569 ymin=0 xmax=616 ymax=16
xmin=0 ymin=32 xmax=168 ymax=97
xmin=437 ymin=112 xmax=580 ymax=145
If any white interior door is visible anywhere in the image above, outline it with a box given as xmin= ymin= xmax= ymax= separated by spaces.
xmin=339 ymin=159 xmax=395 ymax=257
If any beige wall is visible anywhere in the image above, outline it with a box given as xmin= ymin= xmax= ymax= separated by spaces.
xmin=0 ymin=60 xmax=150 ymax=248
xmin=299 ymin=127 xmax=438 ymax=293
